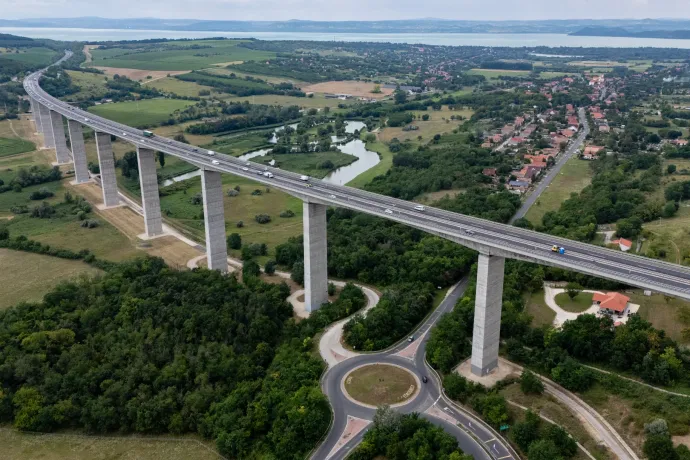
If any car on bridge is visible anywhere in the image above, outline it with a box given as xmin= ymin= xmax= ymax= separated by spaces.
xmin=552 ymin=245 xmax=566 ymax=254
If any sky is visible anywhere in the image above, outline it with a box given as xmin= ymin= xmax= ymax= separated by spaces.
xmin=1 ymin=0 xmax=689 ymax=21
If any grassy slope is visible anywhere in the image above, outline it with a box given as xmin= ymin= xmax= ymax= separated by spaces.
xmin=0 ymin=249 xmax=102 ymax=310
xmin=263 ymin=152 xmax=357 ymax=179
xmin=0 ymin=137 xmax=35 ymax=157
xmin=346 ymin=139 xmax=391 ymax=189
xmin=146 ymin=77 xmax=215 ymax=98
xmin=523 ymin=289 xmax=556 ymax=327
xmin=525 ymin=158 xmax=594 ymax=225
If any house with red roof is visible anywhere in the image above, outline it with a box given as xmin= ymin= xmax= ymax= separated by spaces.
xmin=593 ymin=292 xmax=631 ymax=316
xmin=492 ymin=133 xmax=504 ymax=143
xmin=509 ymin=136 xmax=526 ymax=146
xmin=611 ymin=238 xmax=633 ymax=252
xmin=568 ymin=115 xmax=579 ymax=127
xmin=515 ymin=116 xmax=525 ymax=128
xmin=501 ymin=124 xmax=515 ymax=136
xmin=482 ymin=168 xmax=497 ymax=177
xmin=592 ymin=112 xmax=605 ymax=120
xmin=583 ymin=145 xmax=605 ymax=160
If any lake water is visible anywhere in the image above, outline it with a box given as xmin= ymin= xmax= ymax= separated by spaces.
xmin=4 ymin=27 xmax=690 ymax=48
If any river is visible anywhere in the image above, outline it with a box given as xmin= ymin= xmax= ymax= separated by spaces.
xmin=4 ymin=27 xmax=690 ymax=48
xmin=162 ymin=120 xmax=379 ymax=187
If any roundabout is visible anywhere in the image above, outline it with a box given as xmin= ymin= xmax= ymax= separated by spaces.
xmin=342 ymin=363 xmax=420 ymax=408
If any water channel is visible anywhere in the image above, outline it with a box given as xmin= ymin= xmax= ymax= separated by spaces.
xmin=161 ymin=120 xmax=380 ymax=187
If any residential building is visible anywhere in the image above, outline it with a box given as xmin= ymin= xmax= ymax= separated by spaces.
xmin=593 ymin=292 xmax=631 ymax=316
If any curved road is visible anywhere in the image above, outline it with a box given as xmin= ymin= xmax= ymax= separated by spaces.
xmin=313 ymin=280 xmax=519 ymax=460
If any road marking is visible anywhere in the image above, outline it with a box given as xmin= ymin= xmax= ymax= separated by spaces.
xmin=484 ymin=437 xmax=496 ymax=443
xmin=433 ymin=396 xmax=441 ymax=406
xmin=443 ymin=406 xmax=450 ymax=412
xmin=497 ymin=456 xmax=513 ymax=459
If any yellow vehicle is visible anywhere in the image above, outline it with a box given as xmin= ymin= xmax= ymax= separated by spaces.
xmin=551 ymin=245 xmax=559 ymax=252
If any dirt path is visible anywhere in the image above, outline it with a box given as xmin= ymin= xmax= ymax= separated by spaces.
xmin=82 ymin=44 xmax=96 ymax=64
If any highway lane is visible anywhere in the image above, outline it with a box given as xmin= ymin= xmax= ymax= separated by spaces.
xmin=26 ymin=60 xmax=690 ymax=302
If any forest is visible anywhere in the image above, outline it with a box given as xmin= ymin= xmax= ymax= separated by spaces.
xmin=0 ymin=256 xmax=367 ymax=459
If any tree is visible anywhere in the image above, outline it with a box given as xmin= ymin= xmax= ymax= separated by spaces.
xmin=565 ymin=282 xmax=582 ymax=300
xmin=543 ymin=424 xmax=578 ymax=458
xmin=527 ymin=439 xmax=564 ymax=460
xmin=667 ymin=164 xmax=677 ymax=174
xmin=519 ymin=370 xmax=544 ymax=395
xmin=512 ymin=410 xmax=540 ymax=451
xmin=158 ymin=151 xmax=165 ymax=168
xmin=663 ymin=201 xmax=678 ymax=218
xmin=264 ymin=260 xmax=276 ymax=275
xmin=227 ymin=233 xmax=242 ymax=250
xmin=394 ymin=89 xmax=407 ymax=104
xmin=291 ymin=261 xmax=304 ymax=285
xmin=242 ymin=259 xmax=261 ymax=281
xmin=644 ymin=434 xmax=679 ymax=460
xmin=422 ymin=114 xmax=430 ymax=121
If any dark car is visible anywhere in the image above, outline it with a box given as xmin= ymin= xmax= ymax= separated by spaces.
xmin=422 ymin=376 xmax=428 ymax=384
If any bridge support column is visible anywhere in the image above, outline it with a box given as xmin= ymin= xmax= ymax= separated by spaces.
xmin=67 ymin=120 xmax=90 ymax=184
xmin=95 ymin=132 xmax=119 ymax=208
xmin=471 ymin=253 xmax=505 ymax=377
xmin=38 ymin=103 xmax=54 ymax=149
xmin=136 ymin=147 xmax=164 ymax=237
xmin=303 ymin=202 xmax=328 ymax=312
xmin=201 ymin=169 xmax=228 ymax=272
xmin=49 ymin=110 xmax=71 ymax=165
xmin=30 ymin=99 xmax=42 ymax=134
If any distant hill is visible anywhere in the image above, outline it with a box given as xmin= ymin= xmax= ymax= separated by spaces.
xmin=571 ymin=26 xmax=690 ymax=40
xmin=2 ymin=17 xmax=690 ymax=35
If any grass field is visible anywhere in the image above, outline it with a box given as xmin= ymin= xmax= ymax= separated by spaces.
xmin=262 ymin=152 xmax=357 ymax=179
xmin=0 ymin=47 xmax=58 ymax=66
xmin=633 ymin=291 xmax=690 ymax=344
xmin=64 ymin=70 xmax=109 ymax=102
xmin=88 ymin=99 xmax=195 ymax=128
xmin=642 ymin=205 xmax=690 ymax=266
xmin=378 ymin=106 xmax=474 ymax=144
xmin=221 ymin=93 xmax=350 ymax=109
xmin=160 ymin=174 xmax=304 ymax=261
xmin=146 ymin=77 xmax=214 ymax=97
xmin=554 ymin=292 xmax=594 ymax=313
xmin=524 ymin=289 xmax=556 ymax=327
xmin=206 ymin=132 xmax=272 ymax=157
xmin=344 ymin=364 xmax=417 ymax=406
xmin=467 ymin=69 xmax=531 ymax=79
xmin=525 ymin=158 xmax=594 ymax=225
xmin=89 ymin=40 xmax=275 ymax=71
xmin=0 ymin=249 xmax=102 ymax=310
xmin=204 ymin=67 xmax=309 ymax=86
xmin=0 ymin=137 xmax=35 ymax=157
xmin=0 ymin=429 xmax=221 ymax=460
xmin=501 ymin=383 xmax=612 ymax=460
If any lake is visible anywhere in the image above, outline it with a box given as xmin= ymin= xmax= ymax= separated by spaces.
xmin=3 ymin=27 xmax=690 ymax=48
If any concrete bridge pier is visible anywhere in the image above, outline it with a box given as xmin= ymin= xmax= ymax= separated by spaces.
xmin=471 ymin=253 xmax=505 ymax=377
xmin=49 ymin=110 xmax=71 ymax=165
xmin=136 ymin=147 xmax=164 ymax=238
xmin=303 ymin=202 xmax=328 ymax=312
xmin=201 ymin=169 xmax=228 ymax=272
xmin=38 ymin=103 xmax=54 ymax=149
xmin=67 ymin=120 xmax=90 ymax=184
xmin=95 ymin=132 xmax=120 ymax=208
xmin=30 ymin=98 xmax=43 ymax=134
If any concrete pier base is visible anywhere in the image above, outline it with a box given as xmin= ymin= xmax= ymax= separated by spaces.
xmin=303 ymin=202 xmax=328 ymax=312
xmin=49 ymin=110 xmax=71 ymax=164
xmin=38 ymin=103 xmax=54 ymax=149
xmin=201 ymin=169 xmax=228 ymax=272
xmin=471 ymin=253 xmax=505 ymax=377
xmin=456 ymin=358 xmax=520 ymax=388
xmin=30 ymin=98 xmax=42 ymax=134
xmin=137 ymin=147 xmax=164 ymax=237
xmin=95 ymin=132 xmax=120 ymax=208
xmin=67 ymin=120 xmax=90 ymax=183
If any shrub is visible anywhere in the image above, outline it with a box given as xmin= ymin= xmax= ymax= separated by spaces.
xmin=242 ymin=259 xmax=261 ymax=281
xmin=280 ymin=209 xmax=295 ymax=218
xmin=520 ymin=370 xmax=545 ymax=394
xmin=80 ymin=219 xmax=99 ymax=228
xmin=264 ymin=260 xmax=276 ymax=275
xmin=291 ymin=261 xmax=304 ymax=285
xmin=251 ymin=189 xmax=263 ymax=196
xmin=29 ymin=187 xmax=54 ymax=200
xmin=236 ymin=220 xmax=244 ymax=228
xmin=255 ymin=214 xmax=271 ymax=224
xmin=226 ymin=189 xmax=239 ymax=197
xmin=227 ymin=233 xmax=242 ymax=250
xmin=30 ymin=202 xmax=55 ymax=218
xmin=328 ymin=282 xmax=336 ymax=296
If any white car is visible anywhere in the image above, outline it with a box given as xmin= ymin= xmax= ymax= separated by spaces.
xmin=122 ymin=132 xmax=127 ymax=136
xmin=329 ymin=194 xmax=336 ymax=199
xmin=242 ymin=167 xmax=249 ymax=171
xmin=384 ymin=209 xmax=393 ymax=215
xmin=263 ymin=172 xmax=274 ymax=178
xmin=211 ymin=160 xmax=220 ymax=165
xmin=414 ymin=205 xmax=426 ymax=211
xmin=84 ymin=118 xmax=89 ymax=121
xmin=300 ymin=175 xmax=309 ymax=181
xmin=207 ymin=150 xmax=215 ymax=156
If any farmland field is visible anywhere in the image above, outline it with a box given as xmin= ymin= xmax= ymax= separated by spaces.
xmin=221 ymin=93 xmax=350 ymax=109
xmin=146 ymin=77 xmax=214 ymax=97
xmin=378 ymin=106 xmax=474 ymax=143
xmin=301 ymin=81 xmax=393 ymax=98
xmin=466 ymin=68 xmax=531 ymax=79
xmin=89 ymin=40 xmax=275 ymax=71
xmin=65 ymin=70 xmax=109 ymax=101
xmin=87 ymin=99 xmax=195 ymax=128
xmin=0 ymin=47 xmax=58 ymax=66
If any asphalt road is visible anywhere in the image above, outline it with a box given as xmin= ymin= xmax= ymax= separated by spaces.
xmin=313 ymin=280 xmax=518 ymax=460
xmin=509 ymin=107 xmax=590 ymax=224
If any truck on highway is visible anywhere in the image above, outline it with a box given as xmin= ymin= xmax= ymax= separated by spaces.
xmin=143 ymin=130 xmax=154 ymax=138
